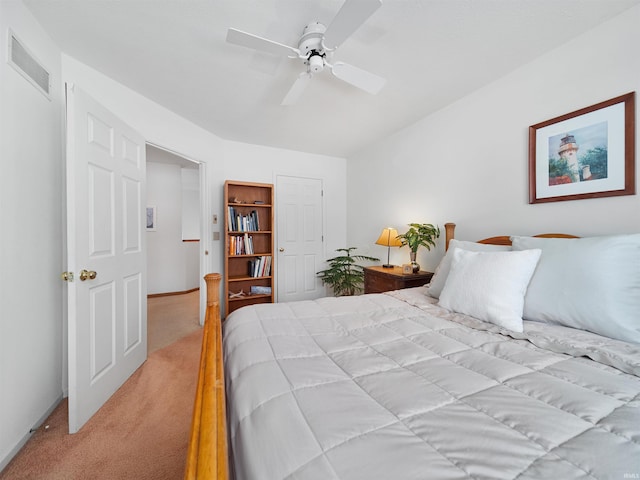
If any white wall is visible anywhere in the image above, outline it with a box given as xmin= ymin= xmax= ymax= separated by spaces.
xmin=221 ymin=139 xmax=348 ymax=278
xmin=182 ymin=168 xmax=200 ymax=241
xmin=0 ymin=1 xmax=64 ymax=470
xmin=61 ymin=55 xmax=348 ymax=311
xmin=146 ymin=161 xmax=199 ymax=294
xmin=347 ymin=5 xmax=640 ymax=272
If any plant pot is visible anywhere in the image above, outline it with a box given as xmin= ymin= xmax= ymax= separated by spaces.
xmin=409 ymin=251 xmax=420 ymax=273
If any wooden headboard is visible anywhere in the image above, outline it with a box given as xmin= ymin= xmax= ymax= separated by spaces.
xmin=444 ymin=222 xmax=578 ymax=250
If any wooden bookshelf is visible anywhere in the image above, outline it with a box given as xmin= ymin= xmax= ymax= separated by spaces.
xmin=224 ymin=180 xmax=274 ymax=317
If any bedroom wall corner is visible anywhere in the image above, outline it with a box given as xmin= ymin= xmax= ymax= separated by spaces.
xmin=220 ymin=139 xmax=348 ymax=287
xmin=0 ymin=0 xmax=64 ymax=471
xmin=346 ymin=4 xmax=640 ymax=271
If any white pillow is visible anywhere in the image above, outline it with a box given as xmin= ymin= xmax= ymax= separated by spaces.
xmin=426 ymin=239 xmax=511 ymax=299
xmin=511 ymin=235 xmax=640 ymax=344
xmin=438 ymin=248 xmax=541 ymax=332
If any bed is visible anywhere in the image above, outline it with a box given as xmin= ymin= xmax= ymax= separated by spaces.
xmin=186 ymin=223 xmax=640 ymax=479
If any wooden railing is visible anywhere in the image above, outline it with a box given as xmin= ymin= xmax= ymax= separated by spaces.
xmin=185 ymin=273 xmax=228 ymax=480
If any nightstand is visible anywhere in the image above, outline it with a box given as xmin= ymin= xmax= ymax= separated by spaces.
xmin=363 ymin=266 xmax=434 ymax=294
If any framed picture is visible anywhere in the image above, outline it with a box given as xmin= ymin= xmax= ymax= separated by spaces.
xmin=528 ymin=92 xmax=635 ymax=204
xmin=146 ymin=206 xmax=156 ymax=231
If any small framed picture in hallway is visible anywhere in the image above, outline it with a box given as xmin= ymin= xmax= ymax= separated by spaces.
xmin=146 ymin=206 xmax=157 ymax=231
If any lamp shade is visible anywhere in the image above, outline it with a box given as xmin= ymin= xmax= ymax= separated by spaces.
xmin=375 ymin=228 xmax=402 ymax=247
xmin=375 ymin=227 xmax=402 ymax=268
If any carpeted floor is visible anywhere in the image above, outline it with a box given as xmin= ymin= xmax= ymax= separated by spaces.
xmin=0 ymin=292 xmax=203 ymax=480
xmin=148 ymin=290 xmax=201 ymax=354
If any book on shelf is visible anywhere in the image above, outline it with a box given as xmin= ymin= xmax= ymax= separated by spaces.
xmin=264 ymin=255 xmax=271 ymax=276
xmin=229 ymin=234 xmax=254 ymax=256
xmin=255 ymin=256 xmax=264 ymax=277
xmin=247 ymin=257 xmax=260 ymax=277
xmin=243 ymin=233 xmax=253 ymax=254
xmin=250 ymin=285 xmax=271 ymax=295
xmin=227 ymin=207 xmax=261 ymax=232
xmin=246 ymin=255 xmax=272 ymax=277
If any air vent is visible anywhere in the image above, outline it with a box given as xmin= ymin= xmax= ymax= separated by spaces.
xmin=8 ymin=30 xmax=51 ymax=99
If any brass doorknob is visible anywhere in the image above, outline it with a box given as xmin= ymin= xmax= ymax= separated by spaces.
xmin=61 ymin=271 xmax=74 ymax=282
xmin=79 ymin=269 xmax=97 ymax=281
xmin=279 ymin=248 xmax=284 ymax=252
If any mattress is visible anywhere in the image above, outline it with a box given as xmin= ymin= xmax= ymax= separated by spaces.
xmin=223 ymin=287 xmax=640 ymax=480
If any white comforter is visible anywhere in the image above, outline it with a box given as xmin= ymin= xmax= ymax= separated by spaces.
xmin=223 ymin=288 xmax=640 ymax=480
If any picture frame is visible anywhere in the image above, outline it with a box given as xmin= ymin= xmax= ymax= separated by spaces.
xmin=146 ymin=206 xmax=157 ymax=231
xmin=528 ymin=92 xmax=635 ymax=204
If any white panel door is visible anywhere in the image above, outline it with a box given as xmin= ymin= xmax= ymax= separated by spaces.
xmin=276 ymin=176 xmax=324 ymax=302
xmin=66 ymin=84 xmax=146 ymax=433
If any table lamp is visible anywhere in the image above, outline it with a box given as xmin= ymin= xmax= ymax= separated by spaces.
xmin=375 ymin=227 xmax=402 ymax=268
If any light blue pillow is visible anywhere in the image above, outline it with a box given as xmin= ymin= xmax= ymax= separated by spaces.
xmin=511 ymin=234 xmax=640 ymax=344
xmin=427 ymin=239 xmax=511 ymax=299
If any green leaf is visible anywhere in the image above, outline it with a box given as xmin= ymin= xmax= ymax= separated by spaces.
xmin=317 ymin=247 xmax=379 ymax=296
xmin=396 ymin=223 xmax=440 ymax=252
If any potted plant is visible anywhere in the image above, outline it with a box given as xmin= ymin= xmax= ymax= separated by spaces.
xmin=317 ymin=247 xmax=378 ymax=296
xmin=396 ymin=223 xmax=440 ymax=272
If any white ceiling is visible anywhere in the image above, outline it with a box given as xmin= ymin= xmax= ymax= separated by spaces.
xmin=24 ymin=0 xmax=640 ymax=158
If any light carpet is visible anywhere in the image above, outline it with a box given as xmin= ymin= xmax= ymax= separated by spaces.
xmin=0 ymin=327 xmax=203 ymax=480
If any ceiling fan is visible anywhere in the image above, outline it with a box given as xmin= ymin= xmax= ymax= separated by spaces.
xmin=226 ymin=0 xmax=385 ymax=105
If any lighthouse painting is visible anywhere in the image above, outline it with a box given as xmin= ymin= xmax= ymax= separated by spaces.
xmin=547 ymin=122 xmax=608 ymax=185
xmin=528 ymin=91 xmax=634 ymax=204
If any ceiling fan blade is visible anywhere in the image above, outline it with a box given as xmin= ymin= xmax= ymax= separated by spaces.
xmin=323 ymin=0 xmax=382 ymax=49
xmin=226 ymin=28 xmax=299 ymax=57
xmin=281 ymin=72 xmax=313 ymax=106
xmin=330 ymin=62 xmax=385 ymax=95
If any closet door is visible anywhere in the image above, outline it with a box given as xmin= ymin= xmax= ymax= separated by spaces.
xmin=276 ymin=175 xmax=324 ymax=303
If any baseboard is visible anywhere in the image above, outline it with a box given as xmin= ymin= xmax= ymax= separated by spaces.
xmin=0 ymin=394 xmax=63 ymax=473
xmin=147 ymin=287 xmax=199 ymax=299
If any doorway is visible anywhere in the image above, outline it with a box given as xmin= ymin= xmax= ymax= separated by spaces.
xmin=145 ymin=144 xmax=205 ymax=350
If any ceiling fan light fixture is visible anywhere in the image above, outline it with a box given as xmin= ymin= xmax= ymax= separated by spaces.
xmin=226 ymin=0 xmax=385 ymax=105
xmin=308 ymin=54 xmax=324 ymax=73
